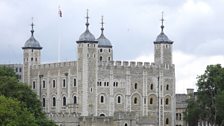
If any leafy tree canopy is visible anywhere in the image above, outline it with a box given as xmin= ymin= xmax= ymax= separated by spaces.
xmin=0 ymin=66 xmax=56 ymax=126
xmin=185 ymin=64 xmax=224 ymax=125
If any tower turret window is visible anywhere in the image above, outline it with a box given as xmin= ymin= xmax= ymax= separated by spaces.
xmin=100 ymin=49 xmax=102 ymax=52
xmin=108 ymin=57 xmax=111 ymax=61
xmin=100 ymin=56 xmax=102 ymax=61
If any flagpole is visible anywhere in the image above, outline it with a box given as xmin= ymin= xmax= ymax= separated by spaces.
xmin=58 ymin=6 xmax=62 ymax=62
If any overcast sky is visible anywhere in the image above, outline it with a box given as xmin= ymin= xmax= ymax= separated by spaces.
xmin=0 ymin=0 xmax=224 ymax=93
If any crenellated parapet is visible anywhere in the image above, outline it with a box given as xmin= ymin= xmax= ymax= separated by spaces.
xmin=98 ymin=61 xmax=157 ymax=69
xmin=31 ymin=61 xmax=77 ymax=69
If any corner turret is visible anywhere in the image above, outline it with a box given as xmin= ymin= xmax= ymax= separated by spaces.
xmin=154 ymin=13 xmax=173 ymax=66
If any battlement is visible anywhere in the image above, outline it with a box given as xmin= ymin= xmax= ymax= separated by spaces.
xmin=32 ymin=61 xmax=77 ymax=69
xmin=99 ymin=61 xmax=156 ymax=68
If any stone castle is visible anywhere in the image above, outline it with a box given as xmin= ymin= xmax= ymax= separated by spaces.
xmin=2 ymin=12 xmax=180 ymax=126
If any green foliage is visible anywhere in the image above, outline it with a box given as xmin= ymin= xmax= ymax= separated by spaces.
xmin=185 ymin=64 xmax=224 ymax=125
xmin=0 ymin=66 xmax=16 ymax=78
xmin=0 ymin=95 xmax=38 ymax=126
xmin=0 ymin=66 xmax=56 ymax=126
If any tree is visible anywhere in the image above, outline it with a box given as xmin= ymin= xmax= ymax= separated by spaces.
xmin=0 ymin=66 xmax=56 ymax=126
xmin=185 ymin=64 xmax=224 ymax=126
xmin=0 ymin=95 xmax=38 ymax=126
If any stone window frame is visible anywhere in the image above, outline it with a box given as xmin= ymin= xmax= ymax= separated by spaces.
xmin=100 ymin=94 xmax=105 ymax=104
xmin=116 ymin=95 xmax=122 ymax=104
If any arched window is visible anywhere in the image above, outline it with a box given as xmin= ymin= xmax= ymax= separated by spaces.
xmin=74 ymin=96 xmax=77 ymax=104
xmin=100 ymin=49 xmax=103 ymax=52
xmin=150 ymin=98 xmax=153 ymax=104
xmin=53 ymin=97 xmax=56 ymax=107
xmin=166 ymin=84 xmax=169 ymax=90
xmin=63 ymin=97 xmax=66 ymax=106
xmin=134 ymin=83 xmax=137 ymax=89
xmin=165 ymin=98 xmax=169 ymax=105
xmin=100 ymin=96 xmax=104 ymax=103
xmin=166 ymin=118 xmax=169 ymax=124
xmin=52 ymin=80 xmax=56 ymax=88
xmin=124 ymin=123 xmax=128 ymax=126
xmin=134 ymin=97 xmax=137 ymax=104
xmin=118 ymin=96 xmax=121 ymax=103
xmin=108 ymin=57 xmax=111 ymax=61
xmin=32 ymin=81 xmax=36 ymax=89
xmin=100 ymin=114 xmax=105 ymax=117
xmin=150 ymin=84 xmax=153 ymax=90
xmin=100 ymin=56 xmax=102 ymax=61
xmin=42 ymin=98 xmax=45 ymax=107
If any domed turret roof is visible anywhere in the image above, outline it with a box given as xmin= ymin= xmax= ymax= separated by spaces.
xmin=154 ymin=13 xmax=173 ymax=44
xmin=22 ymin=23 xmax=42 ymax=49
xmin=97 ymin=34 xmax=112 ymax=48
xmin=77 ymin=10 xmax=97 ymax=43
xmin=79 ymin=29 xmax=96 ymax=41
xmin=155 ymin=32 xmax=172 ymax=43
xmin=97 ymin=16 xmax=112 ymax=48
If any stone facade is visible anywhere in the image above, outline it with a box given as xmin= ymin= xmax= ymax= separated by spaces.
xmin=1 ymin=14 xmax=177 ymax=126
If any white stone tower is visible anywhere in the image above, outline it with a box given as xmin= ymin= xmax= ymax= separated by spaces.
xmin=76 ymin=10 xmax=98 ymax=116
xmin=97 ymin=16 xmax=113 ymax=62
xmin=154 ymin=13 xmax=175 ymax=126
xmin=22 ymin=22 xmax=42 ymax=85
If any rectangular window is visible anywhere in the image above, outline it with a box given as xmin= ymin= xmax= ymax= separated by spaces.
xmin=63 ymin=79 xmax=66 ymax=88
xmin=52 ymin=80 xmax=56 ymax=88
xmin=32 ymin=81 xmax=36 ymax=89
xmin=42 ymin=80 xmax=46 ymax=88
xmin=74 ymin=79 xmax=76 ymax=87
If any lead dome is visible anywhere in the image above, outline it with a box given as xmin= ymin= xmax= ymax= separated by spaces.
xmin=22 ymin=23 xmax=42 ymax=49
xmin=97 ymin=17 xmax=112 ymax=48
